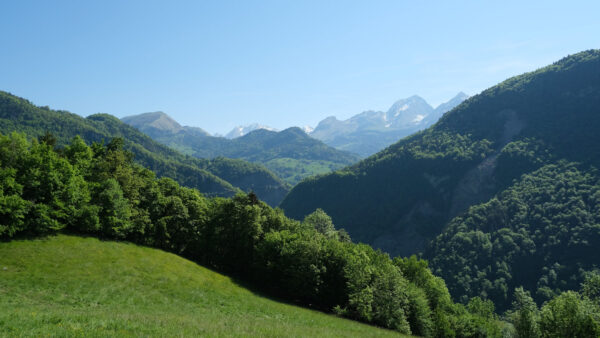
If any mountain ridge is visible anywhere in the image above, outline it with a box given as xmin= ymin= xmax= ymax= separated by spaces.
xmin=122 ymin=113 xmax=360 ymax=185
xmin=280 ymin=50 xmax=600 ymax=308
xmin=309 ymin=93 xmax=468 ymax=157
xmin=0 ymin=91 xmax=289 ymax=205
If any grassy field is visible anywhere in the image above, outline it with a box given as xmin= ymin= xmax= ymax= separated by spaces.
xmin=264 ymin=157 xmax=348 ymax=185
xmin=0 ymin=235 xmax=403 ymax=337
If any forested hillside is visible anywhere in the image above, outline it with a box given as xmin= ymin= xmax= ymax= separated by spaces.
xmin=281 ymin=50 xmax=600 ymax=309
xmin=0 ymin=132 xmax=516 ymax=336
xmin=123 ymin=112 xmax=359 ymax=185
xmin=0 ymin=91 xmax=289 ymax=205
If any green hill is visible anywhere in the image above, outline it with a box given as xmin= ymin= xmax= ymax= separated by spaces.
xmin=0 ymin=131 xmax=507 ymax=337
xmin=280 ymin=50 xmax=600 ymax=309
xmin=0 ymin=91 xmax=289 ymax=205
xmin=0 ymin=235 xmax=403 ymax=337
xmin=122 ymin=112 xmax=360 ymax=185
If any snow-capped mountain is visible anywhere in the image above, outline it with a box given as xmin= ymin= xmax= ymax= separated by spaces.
xmin=301 ymin=125 xmax=314 ymax=134
xmin=225 ymin=123 xmax=278 ymax=139
xmin=310 ymin=93 xmax=469 ymax=157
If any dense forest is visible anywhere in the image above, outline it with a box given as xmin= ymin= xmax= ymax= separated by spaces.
xmin=0 ymin=132 xmax=500 ymax=336
xmin=281 ymin=50 xmax=600 ymax=312
xmin=0 ymin=91 xmax=289 ymax=206
xmin=122 ymin=112 xmax=359 ymax=185
xmin=2 ymin=131 xmax=599 ymax=336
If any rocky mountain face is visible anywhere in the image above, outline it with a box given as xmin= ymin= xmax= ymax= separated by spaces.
xmin=310 ymin=93 xmax=468 ymax=157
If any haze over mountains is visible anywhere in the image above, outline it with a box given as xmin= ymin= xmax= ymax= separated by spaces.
xmin=310 ymin=92 xmax=469 ymax=157
xmin=123 ymin=112 xmax=359 ymax=185
xmin=219 ymin=93 xmax=468 ymax=158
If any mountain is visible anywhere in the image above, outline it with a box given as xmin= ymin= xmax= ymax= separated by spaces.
xmin=281 ymin=50 xmax=600 ymax=309
xmin=0 ymin=92 xmax=288 ymax=205
xmin=122 ymin=113 xmax=360 ymax=185
xmin=1 ymin=235 xmax=400 ymax=336
xmin=301 ymin=125 xmax=314 ymax=133
xmin=225 ymin=123 xmax=277 ymax=139
xmin=122 ymin=111 xmax=211 ymax=138
xmin=310 ymin=93 xmax=468 ymax=157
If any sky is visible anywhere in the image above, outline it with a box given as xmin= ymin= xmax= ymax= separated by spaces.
xmin=1 ymin=1 xmax=599 ymax=135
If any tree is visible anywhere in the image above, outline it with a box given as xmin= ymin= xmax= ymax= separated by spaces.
xmin=581 ymin=272 xmax=600 ymax=304
xmin=95 ymin=178 xmax=131 ymax=238
xmin=539 ymin=291 xmax=600 ymax=338
xmin=303 ymin=208 xmax=337 ymax=239
xmin=509 ymin=287 xmax=540 ymax=338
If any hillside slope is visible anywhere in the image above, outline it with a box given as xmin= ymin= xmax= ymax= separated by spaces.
xmin=281 ymin=50 xmax=600 ymax=256
xmin=0 ymin=91 xmax=289 ymax=205
xmin=0 ymin=235 xmax=402 ymax=337
xmin=281 ymin=49 xmax=600 ymax=310
xmin=123 ymin=112 xmax=359 ymax=185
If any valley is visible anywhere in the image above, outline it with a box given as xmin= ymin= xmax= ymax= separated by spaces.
xmin=1 ymin=2 xmax=599 ymax=334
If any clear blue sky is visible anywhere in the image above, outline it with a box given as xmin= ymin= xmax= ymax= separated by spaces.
xmin=1 ymin=1 xmax=599 ymax=134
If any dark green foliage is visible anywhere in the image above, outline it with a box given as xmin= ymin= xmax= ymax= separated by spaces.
xmin=281 ymin=129 xmax=496 ymax=256
xmin=509 ymin=287 xmax=541 ymax=338
xmin=0 ymin=92 xmax=289 ymax=205
xmin=281 ymin=50 xmax=600 ymax=259
xmin=0 ymin=132 xmax=508 ymax=335
xmin=538 ymin=291 xmax=600 ymax=338
xmin=281 ymin=50 xmax=600 ymax=319
xmin=509 ymin=285 xmax=600 ymax=338
xmin=302 ymin=208 xmax=350 ymax=241
xmin=427 ymin=162 xmax=600 ymax=310
xmin=581 ymin=272 xmax=600 ymax=303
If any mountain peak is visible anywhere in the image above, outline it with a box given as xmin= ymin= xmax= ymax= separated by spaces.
xmin=121 ymin=111 xmax=183 ymax=133
xmin=385 ymin=95 xmax=433 ymax=127
xmin=225 ymin=124 xmax=278 ymax=139
xmin=433 ymin=92 xmax=470 ymax=115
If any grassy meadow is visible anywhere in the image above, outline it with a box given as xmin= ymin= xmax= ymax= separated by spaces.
xmin=0 ymin=235 xmax=403 ymax=337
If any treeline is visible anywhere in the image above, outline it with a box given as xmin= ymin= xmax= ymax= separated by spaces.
xmin=0 ymin=132 xmax=507 ymax=336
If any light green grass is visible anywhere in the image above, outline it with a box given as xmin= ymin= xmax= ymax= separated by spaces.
xmin=264 ymin=158 xmax=348 ymax=185
xmin=0 ymin=235 xmax=403 ymax=337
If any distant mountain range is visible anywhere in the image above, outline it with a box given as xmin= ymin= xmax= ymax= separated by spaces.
xmin=122 ymin=112 xmax=360 ymax=185
xmin=309 ymin=93 xmax=469 ymax=157
xmin=224 ymin=124 xmax=278 ymax=139
xmin=0 ymin=92 xmax=289 ymax=206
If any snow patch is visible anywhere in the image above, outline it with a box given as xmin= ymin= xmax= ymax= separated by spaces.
xmin=302 ymin=125 xmax=314 ymax=133
xmin=412 ymin=114 xmax=425 ymax=123
xmin=394 ymin=104 xmax=410 ymax=117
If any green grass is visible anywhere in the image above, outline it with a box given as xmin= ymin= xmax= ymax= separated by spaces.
xmin=264 ymin=158 xmax=348 ymax=185
xmin=0 ymin=235 xmax=403 ymax=337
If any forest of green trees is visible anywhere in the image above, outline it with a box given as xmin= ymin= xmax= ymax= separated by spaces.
xmin=427 ymin=161 xmax=600 ymax=311
xmin=1 ymin=131 xmax=599 ymax=336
